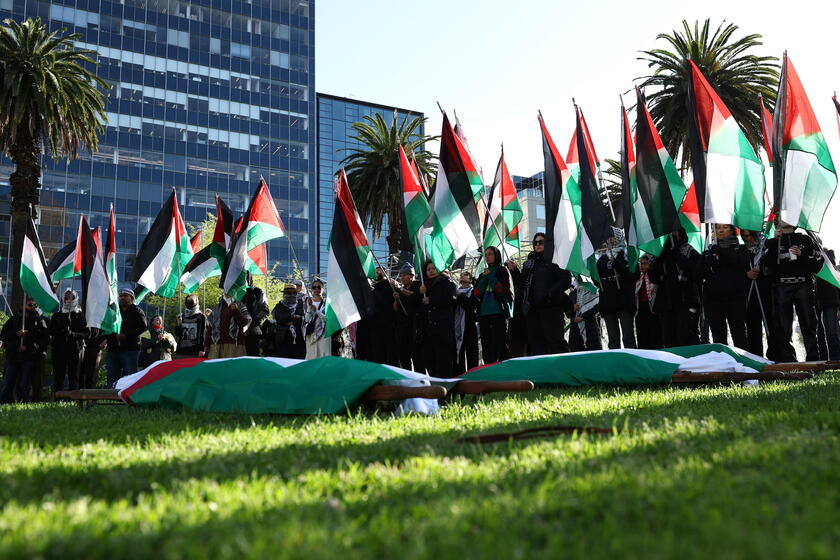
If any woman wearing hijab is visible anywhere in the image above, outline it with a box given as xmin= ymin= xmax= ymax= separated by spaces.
xmin=418 ymin=260 xmax=457 ymax=378
xmin=303 ymin=278 xmax=331 ymax=359
xmin=474 ymin=246 xmax=514 ymax=364
xmin=140 ymin=315 xmax=177 ymax=368
xmin=175 ymin=294 xmax=206 ymax=358
xmin=268 ymin=283 xmax=305 ymax=358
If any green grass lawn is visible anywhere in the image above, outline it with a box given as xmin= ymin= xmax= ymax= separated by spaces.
xmin=2 ymin=374 xmax=840 ymax=559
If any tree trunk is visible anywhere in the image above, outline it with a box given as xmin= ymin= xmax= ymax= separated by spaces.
xmin=8 ymin=123 xmax=42 ymax=315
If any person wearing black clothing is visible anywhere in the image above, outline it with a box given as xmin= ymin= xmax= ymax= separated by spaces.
xmin=0 ymin=297 xmax=50 ymax=404
xmin=635 ymin=256 xmax=661 ymax=349
xmin=175 ymin=295 xmax=207 ymax=358
xmin=742 ymin=230 xmax=772 ymax=357
xmin=369 ymin=267 xmax=398 ymax=366
xmin=520 ymin=232 xmax=572 ymax=355
xmin=50 ymin=289 xmax=89 ymax=395
xmin=80 ymin=328 xmax=104 ymax=389
xmin=701 ymin=224 xmax=751 ymax=350
xmin=566 ymin=286 xmax=602 ymax=351
xmin=418 ymin=261 xmax=457 ymax=378
xmin=393 ymin=264 xmax=424 ymax=373
xmin=454 ymin=271 xmax=479 ymax=373
xmin=106 ymin=289 xmax=148 ymax=386
xmin=242 ymin=274 xmax=269 ymax=356
xmin=474 ymin=246 xmax=514 ymax=364
xmin=596 ymin=242 xmax=639 ymax=349
xmin=815 ymin=250 xmax=840 ymax=361
xmin=649 ymin=229 xmax=704 ymax=348
xmin=505 ymin=260 xmax=528 ymax=357
xmin=762 ymin=223 xmax=823 ymax=362
xmin=268 ymin=284 xmax=305 ymax=358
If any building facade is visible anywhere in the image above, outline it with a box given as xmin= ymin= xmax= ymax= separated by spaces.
xmin=0 ymin=0 xmax=316 ymax=292
xmin=513 ymin=172 xmax=544 ymax=249
xmin=316 ymin=93 xmax=423 ymax=277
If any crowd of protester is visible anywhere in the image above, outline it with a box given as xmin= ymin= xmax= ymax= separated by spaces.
xmin=2 ymin=223 xmax=839 ymax=402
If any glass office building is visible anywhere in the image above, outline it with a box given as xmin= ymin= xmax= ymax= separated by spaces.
xmin=0 ymin=0 xmax=316 ymax=291
xmin=316 ymin=93 xmax=423 ymax=277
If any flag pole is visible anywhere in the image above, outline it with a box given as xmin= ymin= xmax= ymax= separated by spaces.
xmin=20 ymin=290 xmax=26 ymax=350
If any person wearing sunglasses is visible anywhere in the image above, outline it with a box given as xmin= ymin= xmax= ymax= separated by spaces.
xmin=519 ymin=232 xmax=573 ymax=356
xmin=303 ymin=279 xmax=330 ymax=359
xmin=0 ymin=297 xmax=50 ymax=404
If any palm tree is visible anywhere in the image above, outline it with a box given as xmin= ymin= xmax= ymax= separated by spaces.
xmin=637 ymin=19 xmax=779 ymax=170
xmin=340 ymin=112 xmax=437 ymax=257
xmin=601 ymin=158 xmax=623 ymax=209
xmin=0 ymin=18 xmax=108 ymax=310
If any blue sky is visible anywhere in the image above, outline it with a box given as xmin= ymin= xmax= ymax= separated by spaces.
xmin=317 ymin=0 xmax=840 ymax=243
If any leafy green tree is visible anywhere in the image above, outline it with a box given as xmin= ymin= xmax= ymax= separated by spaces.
xmin=340 ymin=113 xmax=437 ymax=256
xmin=0 ymin=18 xmax=108 ymax=310
xmin=601 ymin=158 xmax=623 ymax=210
xmin=637 ymin=19 xmax=779 ymax=170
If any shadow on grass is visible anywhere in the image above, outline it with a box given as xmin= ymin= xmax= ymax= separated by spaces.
xmin=5 ymin=422 xmax=840 ymax=560
xmin=2 ymin=375 xmax=839 ymax=508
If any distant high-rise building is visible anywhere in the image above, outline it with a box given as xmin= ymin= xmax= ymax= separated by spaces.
xmin=513 ymin=172 xmax=545 ymax=247
xmin=316 ymin=93 xmax=423 ymax=276
xmin=0 ymin=0 xmax=316 ymax=288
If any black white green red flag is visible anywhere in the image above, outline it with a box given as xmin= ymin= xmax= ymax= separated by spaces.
xmin=325 ymin=169 xmax=376 ymax=337
xmin=181 ymin=197 xmax=233 ymax=294
xmin=20 ymin=217 xmax=59 ymax=315
xmin=686 ymin=61 xmax=766 ymax=231
xmin=133 ymin=189 xmax=193 ymax=300
xmin=772 ymin=54 xmax=837 ymax=232
xmin=221 ymin=180 xmax=285 ymax=300
xmin=618 ymin=102 xmax=640 ymax=270
xmin=78 ymin=215 xmax=120 ymax=333
xmin=483 ymin=147 xmax=523 ymax=259
xmin=428 ymin=113 xmax=483 ymax=271
xmin=633 ymin=88 xmax=703 ymax=256
xmin=47 ymin=239 xmax=77 ymax=283
xmin=538 ymin=112 xmax=590 ymax=277
xmin=101 ymin=205 xmax=122 ymax=334
xmin=399 ymin=144 xmax=432 ymax=272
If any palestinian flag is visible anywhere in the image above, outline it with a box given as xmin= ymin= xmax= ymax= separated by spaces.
xmin=618 ymin=102 xmax=640 ymax=270
xmin=20 ymin=217 xmax=59 ymax=315
xmin=572 ymin=105 xmax=612 ymax=276
xmin=428 ymin=113 xmax=483 ymax=271
xmin=759 ymin=94 xmax=774 ymax=161
xmin=133 ymin=189 xmax=193 ymax=300
xmin=772 ymin=54 xmax=837 ymax=232
xmin=47 ymin=239 xmax=77 ymax=283
xmin=482 ymin=147 xmax=523 ymax=260
xmin=634 ymin=88 xmax=703 ymax=256
xmin=538 ymin=111 xmax=589 ymax=276
xmin=189 ymin=231 xmax=202 ymax=253
xmin=686 ymin=61 xmax=765 ymax=231
xmin=101 ymin=205 xmax=121 ymax=334
xmin=399 ymin=144 xmax=432 ymax=272
xmin=325 ymin=169 xmax=376 ymax=337
xmin=453 ymin=112 xmax=489 ymax=231
xmin=78 ymin=216 xmax=119 ymax=333
xmin=114 ymin=356 xmax=444 ymax=414
xmin=221 ymin=180 xmax=286 ymax=300
xmin=182 ymin=196 xmax=233 ymax=294
xmin=91 ymin=226 xmax=102 ymax=257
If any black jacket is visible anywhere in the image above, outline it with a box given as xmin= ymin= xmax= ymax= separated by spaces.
xmin=702 ymin=241 xmax=752 ymax=302
xmin=107 ymin=304 xmax=147 ymax=352
xmin=371 ymin=279 xmax=396 ymax=328
xmin=49 ymin=309 xmax=88 ymax=351
xmin=269 ymin=300 xmax=304 ymax=351
xmin=595 ymin=251 xmax=639 ymax=313
xmin=816 ymin=277 xmax=840 ymax=310
xmin=394 ymin=280 xmax=422 ymax=328
xmin=242 ymin=287 xmax=269 ymax=336
xmin=762 ymin=232 xmax=823 ymax=282
xmin=175 ymin=311 xmax=206 ymax=356
xmin=420 ymin=275 xmax=457 ymax=337
xmin=0 ymin=312 xmax=50 ymax=361
xmin=521 ymin=251 xmax=572 ymax=310
xmin=649 ymin=240 xmax=703 ymax=312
